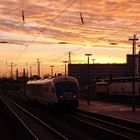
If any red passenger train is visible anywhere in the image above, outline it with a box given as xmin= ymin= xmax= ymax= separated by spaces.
xmin=26 ymin=76 xmax=80 ymax=109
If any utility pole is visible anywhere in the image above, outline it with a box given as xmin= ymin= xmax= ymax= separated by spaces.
xmin=63 ymin=61 xmax=68 ymax=76
xmin=68 ymin=51 xmax=71 ymax=64
xmin=23 ymin=68 xmax=26 ymax=96
xmin=37 ymin=59 xmax=41 ymax=78
xmin=85 ymin=53 xmax=92 ymax=105
xmin=10 ymin=62 xmax=13 ymax=79
xmin=30 ymin=66 xmax=32 ymax=78
xmin=5 ymin=60 xmax=8 ymax=78
xmin=26 ymin=62 xmax=28 ymax=78
xmin=129 ymin=34 xmax=139 ymax=112
xmin=16 ymin=68 xmax=18 ymax=80
xmin=68 ymin=51 xmax=72 ymax=76
xmin=50 ymin=65 xmax=54 ymax=77
xmin=23 ymin=68 xmax=26 ymax=78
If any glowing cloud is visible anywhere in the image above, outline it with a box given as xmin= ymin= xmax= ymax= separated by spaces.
xmin=0 ymin=0 xmax=140 ymax=76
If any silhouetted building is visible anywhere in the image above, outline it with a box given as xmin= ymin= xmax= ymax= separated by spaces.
xmin=68 ymin=54 xmax=140 ymax=84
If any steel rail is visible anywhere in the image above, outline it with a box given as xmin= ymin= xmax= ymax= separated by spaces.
xmin=67 ymin=111 xmax=140 ymax=140
xmin=2 ymin=96 xmax=68 ymax=140
xmin=75 ymin=112 xmax=140 ymax=135
xmin=1 ymin=98 xmax=38 ymax=140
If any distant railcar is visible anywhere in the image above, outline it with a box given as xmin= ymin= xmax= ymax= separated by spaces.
xmin=95 ymin=77 xmax=140 ymax=95
xmin=110 ymin=81 xmax=140 ymax=95
xmin=26 ymin=76 xmax=80 ymax=109
xmin=96 ymin=81 xmax=109 ymax=94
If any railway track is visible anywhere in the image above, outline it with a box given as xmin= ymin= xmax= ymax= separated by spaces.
xmin=1 ymin=95 xmax=99 ymax=140
xmin=1 ymin=96 xmax=68 ymax=140
xmin=2 ymin=94 xmax=140 ymax=140
xmin=67 ymin=110 xmax=140 ymax=140
xmin=0 ymin=98 xmax=36 ymax=140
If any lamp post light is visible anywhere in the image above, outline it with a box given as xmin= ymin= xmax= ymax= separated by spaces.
xmin=129 ymin=34 xmax=139 ymax=112
xmin=50 ymin=65 xmax=54 ymax=77
xmin=63 ymin=61 xmax=68 ymax=76
xmin=85 ymin=53 xmax=92 ymax=105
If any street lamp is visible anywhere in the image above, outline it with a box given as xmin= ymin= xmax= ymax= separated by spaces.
xmin=129 ymin=34 xmax=139 ymax=112
xmin=85 ymin=53 xmax=92 ymax=105
xmin=63 ymin=61 xmax=68 ymax=76
xmin=9 ymin=62 xmax=17 ymax=79
xmin=50 ymin=65 xmax=54 ymax=77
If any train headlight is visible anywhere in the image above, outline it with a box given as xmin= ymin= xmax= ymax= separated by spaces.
xmin=73 ymin=95 xmax=77 ymax=98
xmin=60 ymin=95 xmax=63 ymax=98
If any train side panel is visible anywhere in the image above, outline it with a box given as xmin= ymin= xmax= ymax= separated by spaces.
xmin=26 ymin=80 xmax=58 ymax=105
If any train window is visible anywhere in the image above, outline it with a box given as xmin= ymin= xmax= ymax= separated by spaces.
xmin=55 ymin=82 xmax=78 ymax=92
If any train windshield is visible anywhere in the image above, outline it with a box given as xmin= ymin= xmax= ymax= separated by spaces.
xmin=54 ymin=82 xmax=78 ymax=92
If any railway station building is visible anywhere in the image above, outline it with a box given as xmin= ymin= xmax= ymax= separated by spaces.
xmin=68 ymin=54 xmax=140 ymax=84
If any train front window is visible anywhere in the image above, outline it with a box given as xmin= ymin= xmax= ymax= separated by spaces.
xmin=54 ymin=82 xmax=78 ymax=93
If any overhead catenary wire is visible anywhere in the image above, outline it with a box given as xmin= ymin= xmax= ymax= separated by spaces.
xmin=15 ymin=0 xmax=130 ymax=65
xmin=41 ymin=41 xmax=85 ymax=60
xmin=27 ymin=0 xmax=76 ymax=47
xmin=16 ymin=46 xmax=28 ymax=62
xmin=15 ymin=0 xmax=27 ymax=63
xmin=1 ymin=0 xmax=136 ymax=78
xmin=17 ymin=0 xmax=129 ymax=62
xmin=16 ymin=0 xmax=76 ymax=62
xmin=42 ymin=45 xmax=84 ymax=64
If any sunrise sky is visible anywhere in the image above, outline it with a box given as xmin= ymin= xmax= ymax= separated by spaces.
xmin=0 ymin=0 xmax=140 ymax=77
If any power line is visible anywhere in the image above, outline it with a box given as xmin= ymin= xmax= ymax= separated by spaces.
xmin=15 ymin=0 xmax=76 ymax=62
xmin=16 ymin=46 xmax=28 ymax=62
xmin=26 ymin=0 xmax=76 ymax=47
